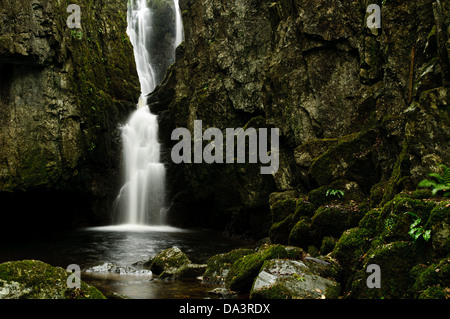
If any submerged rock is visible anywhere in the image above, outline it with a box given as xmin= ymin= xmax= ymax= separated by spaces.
xmin=250 ymin=259 xmax=340 ymax=299
xmin=85 ymin=263 xmax=152 ymax=276
xmin=0 ymin=260 xmax=105 ymax=299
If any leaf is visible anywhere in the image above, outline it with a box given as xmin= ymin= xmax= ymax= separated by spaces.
xmin=423 ymin=230 xmax=431 ymax=241
xmin=418 ymin=179 xmax=437 ymax=188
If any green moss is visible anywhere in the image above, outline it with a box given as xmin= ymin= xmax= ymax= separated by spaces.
xmin=411 ymin=257 xmax=449 ymax=299
xmin=308 ymin=129 xmax=379 ymax=187
xmin=350 ymin=241 xmax=422 ymax=298
xmin=203 ymin=248 xmax=255 ymax=283
xmin=320 ymin=236 xmax=337 ymax=255
xmin=294 ymin=199 xmax=316 ymax=218
xmin=380 ymin=140 xmax=410 ymax=206
xmin=269 ymin=214 xmax=295 ymax=245
xmin=332 ymin=227 xmax=372 ymax=270
xmin=377 ymin=194 xmax=436 ymax=243
xmin=288 ymin=217 xmax=312 ymax=248
xmin=250 ymin=281 xmax=292 ymax=299
xmin=0 ymin=260 xmax=105 ymax=299
xmin=271 ymin=199 xmax=296 ymax=224
xmin=225 ymin=245 xmax=289 ymax=293
xmin=411 ymin=189 xmax=432 ymax=199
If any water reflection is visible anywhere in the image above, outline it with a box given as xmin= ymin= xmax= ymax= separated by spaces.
xmin=0 ymin=225 xmax=254 ymax=299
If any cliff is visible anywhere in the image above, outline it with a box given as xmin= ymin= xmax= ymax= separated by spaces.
xmin=149 ymin=0 xmax=449 ymax=238
xmin=0 ymin=0 xmax=140 ymax=235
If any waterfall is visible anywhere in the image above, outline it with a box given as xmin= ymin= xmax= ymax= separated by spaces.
xmin=114 ymin=0 xmax=183 ymax=226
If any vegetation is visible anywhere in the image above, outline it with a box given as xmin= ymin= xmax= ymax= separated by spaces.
xmin=418 ymin=164 xmax=450 ymax=198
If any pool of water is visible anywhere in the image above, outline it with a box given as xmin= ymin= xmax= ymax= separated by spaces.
xmin=0 ymin=224 xmax=254 ymax=299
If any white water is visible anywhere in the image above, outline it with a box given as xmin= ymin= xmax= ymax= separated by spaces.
xmin=114 ymin=0 xmax=184 ymax=226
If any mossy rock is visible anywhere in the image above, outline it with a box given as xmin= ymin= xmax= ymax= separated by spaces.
xmin=311 ymin=205 xmax=366 ymax=244
xmin=270 ymin=199 xmax=297 ymax=224
xmin=294 ymin=199 xmax=316 ymax=218
xmin=288 ymin=216 xmax=313 ymax=249
xmin=411 ymin=189 xmax=432 ymax=199
xmin=149 ymin=247 xmax=191 ymax=276
xmin=269 ymin=214 xmax=296 ymax=245
xmin=348 ymin=242 xmax=424 ymax=299
xmin=411 ymin=257 xmax=450 ymax=299
xmin=250 ymin=259 xmax=340 ymax=299
xmin=377 ymin=194 xmax=437 ymax=243
xmin=308 ymin=129 xmax=380 ymax=192
xmin=320 ymin=236 xmax=337 ymax=255
xmin=225 ymin=245 xmax=289 ymax=293
xmin=0 ymin=260 xmax=105 ymax=299
xmin=203 ymin=248 xmax=255 ymax=284
xmin=425 ymin=203 xmax=450 ymax=257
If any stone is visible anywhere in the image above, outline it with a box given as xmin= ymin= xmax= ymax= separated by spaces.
xmin=250 ymin=259 xmax=340 ymax=299
xmin=0 ymin=260 xmax=105 ymax=299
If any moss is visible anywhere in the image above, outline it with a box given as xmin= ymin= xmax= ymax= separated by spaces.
xmin=269 ymin=214 xmax=295 ymax=245
xmin=203 ymin=248 xmax=255 ymax=283
xmin=225 ymin=245 xmax=289 ymax=293
xmin=250 ymin=281 xmax=293 ymax=299
xmin=418 ymin=286 xmax=448 ymax=299
xmin=350 ymin=241 xmax=423 ymax=298
xmin=270 ymin=199 xmax=297 ymax=224
xmin=411 ymin=189 xmax=432 ymax=199
xmin=380 ymin=140 xmax=410 ymax=206
xmin=150 ymin=247 xmax=191 ymax=275
xmin=288 ymin=217 xmax=312 ymax=248
xmin=311 ymin=206 xmax=366 ymax=243
xmin=320 ymin=236 xmax=337 ymax=255
xmin=307 ymin=245 xmax=320 ymax=257
xmin=411 ymin=257 xmax=450 ymax=299
xmin=308 ymin=129 xmax=379 ymax=188
xmin=0 ymin=260 xmax=105 ymax=299
xmin=332 ymin=227 xmax=372 ymax=271
xmin=377 ymin=194 xmax=436 ymax=243
xmin=294 ymin=199 xmax=316 ymax=218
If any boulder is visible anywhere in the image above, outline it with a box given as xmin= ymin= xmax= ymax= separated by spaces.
xmin=0 ymin=260 xmax=105 ymax=299
xmin=225 ymin=245 xmax=290 ymax=293
xmin=250 ymin=259 xmax=340 ymax=299
xmin=203 ymin=248 xmax=255 ymax=284
xmin=149 ymin=246 xmax=191 ymax=276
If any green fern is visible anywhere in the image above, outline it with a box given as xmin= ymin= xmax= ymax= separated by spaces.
xmin=418 ymin=164 xmax=450 ymax=197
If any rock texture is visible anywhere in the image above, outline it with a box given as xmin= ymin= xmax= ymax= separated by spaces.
xmin=0 ymin=0 xmax=140 ymax=234
xmin=149 ymin=0 xmax=449 ymax=237
xmin=0 ymin=260 xmax=105 ymax=299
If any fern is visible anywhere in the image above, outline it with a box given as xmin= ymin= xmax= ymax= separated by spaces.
xmin=418 ymin=164 xmax=450 ymax=197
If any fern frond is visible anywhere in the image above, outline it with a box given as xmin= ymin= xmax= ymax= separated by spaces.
xmin=428 ymin=173 xmax=445 ymax=184
xmin=439 ymin=164 xmax=450 ymax=184
xmin=431 ymin=184 xmax=449 ymax=196
xmin=418 ymin=179 xmax=437 ymax=189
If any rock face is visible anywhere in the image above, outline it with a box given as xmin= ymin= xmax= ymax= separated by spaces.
xmin=148 ymin=0 xmax=450 ymax=237
xmin=0 ymin=0 xmax=140 ymax=234
xmin=0 ymin=260 xmax=105 ymax=299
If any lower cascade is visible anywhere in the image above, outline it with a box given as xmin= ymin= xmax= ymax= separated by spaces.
xmin=114 ymin=0 xmax=183 ymax=226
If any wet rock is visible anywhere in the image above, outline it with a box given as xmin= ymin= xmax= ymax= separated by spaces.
xmin=225 ymin=245 xmax=290 ymax=293
xmin=149 ymin=246 xmax=191 ymax=276
xmin=203 ymin=248 xmax=255 ymax=284
xmin=85 ymin=263 xmax=152 ymax=276
xmin=250 ymin=259 xmax=340 ymax=299
xmin=0 ymin=260 xmax=105 ymax=299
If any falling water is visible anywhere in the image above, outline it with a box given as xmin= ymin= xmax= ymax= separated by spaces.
xmin=114 ymin=0 xmax=184 ymax=226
